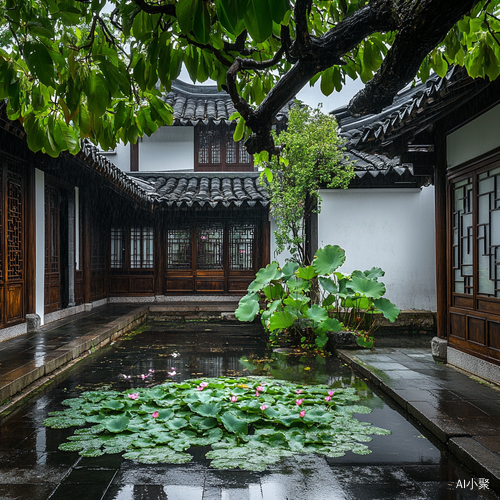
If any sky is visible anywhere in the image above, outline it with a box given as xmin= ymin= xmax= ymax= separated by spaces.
xmin=178 ymin=66 xmax=365 ymax=113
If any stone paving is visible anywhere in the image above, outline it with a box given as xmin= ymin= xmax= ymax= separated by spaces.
xmin=339 ymin=347 xmax=500 ymax=493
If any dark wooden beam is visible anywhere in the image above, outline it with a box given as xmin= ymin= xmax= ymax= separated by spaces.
xmin=130 ymin=143 xmax=139 ymax=172
xmin=82 ymin=191 xmax=91 ymax=304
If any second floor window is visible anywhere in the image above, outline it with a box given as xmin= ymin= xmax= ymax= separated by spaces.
xmin=195 ymin=124 xmax=253 ymax=172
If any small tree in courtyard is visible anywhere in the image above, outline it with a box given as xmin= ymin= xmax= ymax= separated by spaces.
xmin=261 ymin=105 xmax=354 ymax=265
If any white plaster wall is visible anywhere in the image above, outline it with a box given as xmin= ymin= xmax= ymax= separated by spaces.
xmin=447 ymin=102 xmax=500 ymax=169
xmin=35 ymin=169 xmax=45 ymax=325
xmin=270 ymin=217 xmax=294 ymax=265
xmin=316 ymin=187 xmax=437 ymax=311
xmin=111 ymin=142 xmax=130 ymax=172
xmin=139 ymin=126 xmax=194 ymax=171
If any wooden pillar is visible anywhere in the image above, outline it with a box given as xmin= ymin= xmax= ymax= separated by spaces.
xmin=25 ymin=164 xmax=36 ymax=315
xmin=262 ymin=210 xmax=271 ymax=267
xmin=130 ymin=143 xmax=139 ymax=172
xmin=434 ymin=125 xmax=448 ymax=339
xmin=153 ymin=207 xmax=164 ymax=296
xmin=83 ymin=192 xmax=91 ymax=304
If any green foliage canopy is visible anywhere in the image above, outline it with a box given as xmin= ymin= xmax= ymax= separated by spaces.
xmin=0 ymin=0 xmax=498 ymax=156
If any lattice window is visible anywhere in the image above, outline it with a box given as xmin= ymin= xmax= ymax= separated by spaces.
xmin=91 ymin=225 xmax=106 ymax=272
xmin=7 ymin=168 xmax=23 ymax=281
xmin=230 ymin=223 xmax=254 ymax=270
xmin=110 ymin=227 xmax=125 ymax=269
xmin=167 ymin=228 xmax=191 ymax=269
xmin=239 ymin=145 xmax=251 ymax=164
xmin=225 ymin=136 xmax=237 ymax=164
xmin=211 ymin=129 xmax=221 ymax=163
xmin=226 ymin=135 xmax=251 ymax=165
xmin=0 ymin=168 xmax=3 ymax=284
xmin=198 ymin=132 xmax=209 ymax=164
xmin=477 ymin=166 xmax=500 ymax=297
xmin=197 ymin=128 xmax=221 ymax=164
xmin=196 ymin=223 xmax=223 ymax=269
xmin=452 ymin=177 xmax=474 ymax=294
xmin=131 ymin=227 xmax=154 ymax=269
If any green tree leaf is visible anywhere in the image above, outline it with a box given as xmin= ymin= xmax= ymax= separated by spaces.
xmin=244 ymin=0 xmax=272 ymax=43
xmin=23 ymin=42 xmax=54 ymax=87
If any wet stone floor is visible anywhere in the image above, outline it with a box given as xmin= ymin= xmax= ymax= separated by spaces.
xmin=0 ymin=321 xmax=499 ymax=500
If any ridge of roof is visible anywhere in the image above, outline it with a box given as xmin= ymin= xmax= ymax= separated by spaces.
xmin=333 ymin=67 xmax=490 ymax=156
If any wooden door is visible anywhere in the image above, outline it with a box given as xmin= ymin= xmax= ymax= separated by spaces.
xmin=0 ymin=160 xmax=25 ymax=327
xmin=44 ymin=184 xmax=62 ymax=313
xmin=448 ymin=155 xmax=500 ymax=365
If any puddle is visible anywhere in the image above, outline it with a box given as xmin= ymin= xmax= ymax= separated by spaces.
xmin=0 ymin=321 xmax=498 ymax=500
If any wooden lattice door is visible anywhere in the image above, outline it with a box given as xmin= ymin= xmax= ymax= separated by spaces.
xmin=44 ymin=183 xmax=62 ymax=313
xmin=0 ymin=161 xmax=25 ymax=327
xmin=448 ymin=156 xmax=500 ymax=365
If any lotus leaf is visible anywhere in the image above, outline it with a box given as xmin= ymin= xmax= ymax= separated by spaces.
xmin=313 ymin=245 xmax=346 ymax=275
xmin=373 ymin=297 xmax=401 ymax=322
xmin=348 ymin=276 xmax=386 ymax=298
xmin=44 ymin=376 xmax=390 ymax=471
xmin=234 ymin=293 xmax=260 ymax=322
xmin=296 ymin=265 xmax=317 ymax=280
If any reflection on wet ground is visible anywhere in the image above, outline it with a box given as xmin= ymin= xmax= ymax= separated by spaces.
xmin=0 ymin=321 xmax=498 ymax=500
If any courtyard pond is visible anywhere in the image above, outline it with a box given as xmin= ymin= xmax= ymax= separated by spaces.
xmin=1 ymin=321 xmax=498 ymax=500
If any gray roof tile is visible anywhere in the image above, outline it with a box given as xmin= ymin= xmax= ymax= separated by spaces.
xmin=333 ymin=67 xmax=490 ymax=156
xmin=129 ymin=172 xmax=270 ymax=208
xmin=165 ymin=80 xmax=292 ymax=125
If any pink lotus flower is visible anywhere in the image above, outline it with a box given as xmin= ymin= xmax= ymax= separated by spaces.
xmin=149 ymin=369 xmax=155 ymax=373
xmin=255 ymin=390 xmax=260 ymax=397
xmin=167 ymin=370 xmax=177 ymax=376
xmin=152 ymin=411 xmax=159 ymax=419
xmin=325 ymin=396 xmax=332 ymax=402
xmin=257 ymin=386 xmax=264 ymax=392
xmin=230 ymin=396 xmax=238 ymax=402
xmin=295 ymin=389 xmax=303 ymax=394
xmin=296 ymin=399 xmax=303 ymax=406
xmin=197 ymin=386 xmax=204 ymax=391
xmin=128 ymin=393 xmax=139 ymax=400
xmin=328 ymin=390 xmax=334 ymax=396
xmin=200 ymin=382 xmax=209 ymax=388
xmin=260 ymin=405 xmax=268 ymax=411
xmin=141 ymin=374 xmax=148 ymax=380
xmin=299 ymin=410 xmax=306 ymax=418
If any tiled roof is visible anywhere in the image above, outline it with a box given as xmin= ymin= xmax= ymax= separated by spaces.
xmin=165 ymin=80 xmax=292 ymax=125
xmin=74 ymin=140 xmax=153 ymax=204
xmin=345 ymin=150 xmax=413 ymax=179
xmin=129 ymin=172 xmax=270 ymax=208
xmin=333 ymin=67 xmax=490 ymax=156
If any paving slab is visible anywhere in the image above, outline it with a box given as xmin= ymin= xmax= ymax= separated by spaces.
xmin=339 ymin=347 xmax=500 ymax=492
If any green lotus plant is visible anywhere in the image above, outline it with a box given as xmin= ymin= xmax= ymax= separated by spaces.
xmin=43 ymin=377 xmax=390 ymax=471
xmin=235 ymin=245 xmax=400 ymax=349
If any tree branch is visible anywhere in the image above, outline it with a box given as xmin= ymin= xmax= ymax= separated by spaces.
xmin=133 ymin=0 xmax=176 ymax=16
xmin=348 ymin=0 xmax=483 ymax=116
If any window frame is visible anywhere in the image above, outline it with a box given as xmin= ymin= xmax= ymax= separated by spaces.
xmin=110 ymin=224 xmax=154 ymax=273
xmin=194 ymin=123 xmax=254 ymax=172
